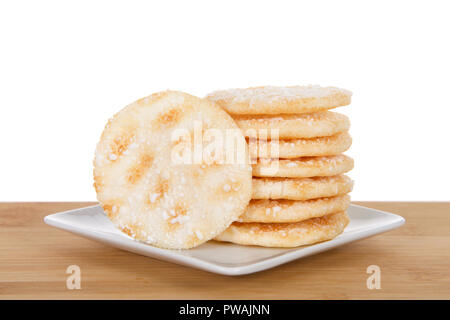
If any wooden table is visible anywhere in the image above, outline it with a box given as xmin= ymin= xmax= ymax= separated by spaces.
xmin=0 ymin=202 xmax=449 ymax=299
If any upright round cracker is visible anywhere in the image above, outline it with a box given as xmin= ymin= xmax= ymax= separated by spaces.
xmin=249 ymin=132 xmax=352 ymax=159
xmin=215 ymin=211 xmax=350 ymax=248
xmin=252 ymin=175 xmax=353 ymax=200
xmin=94 ymin=91 xmax=252 ymax=249
xmin=206 ymin=85 xmax=352 ymax=115
xmin=252 ymin=155 xmax=354 ymax=178
xmin=234 ymin=111 xmax=350 ymax=139
xmin=239 ymin=195 xmax=351 ymax=223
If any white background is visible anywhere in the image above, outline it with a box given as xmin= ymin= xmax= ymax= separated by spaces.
xmin=1 ymin=0 xmax=449 ymax=201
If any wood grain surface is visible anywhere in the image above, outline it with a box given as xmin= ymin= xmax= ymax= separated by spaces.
xmin=0 ymin=202 xmax=449 ymax=299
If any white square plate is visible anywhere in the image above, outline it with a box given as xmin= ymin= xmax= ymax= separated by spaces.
xmin=44 ymin=205 xmax=404 ymax=275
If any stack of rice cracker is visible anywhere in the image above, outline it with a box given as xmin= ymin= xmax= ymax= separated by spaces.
xmin=207 ymin=85 xmax=354 ymax=247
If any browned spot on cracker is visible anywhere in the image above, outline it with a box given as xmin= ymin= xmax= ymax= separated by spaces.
xmin=101 ymin=199 xmax=123 ymax=219
xmin=155 ymin=108 xmax=182 ymax=127
xmin=102 ymin=204 xmax=113 ymax=216
xmin=172 ymin=202 xmax=187 ymax=219
xmin=255 ymin=223 xmax=286 ymax=232
xmin=146 ymin=177 xmax=170 ymax=207
xmin=121 ymin=226 xmax=133 ymax=237
xmin=167 ymin=202 xmax=189 ymax=231
xmin=93 ymin=177 xmax=103 ymax=193
xmin=156 ymin=178 xmax=169 ymax=195
xmin=110 ymin=131 xmax=135 ymax=159
xmin=127 ymin=153 xmax=153 ymax=184
xmin=232 ymin=222 xmax=287 ymax=232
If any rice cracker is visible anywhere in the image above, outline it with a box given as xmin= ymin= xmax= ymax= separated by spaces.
xmin=94 ymin=91 xmax=252 ymax=249
xmin=252 ymin=175 xmax=353 ymax=200
xmin=249 ymin=132 xmax=352 ymax=159
xmin=234 ymin=111 xmax=350 ymax=139
xmin=252 ymin=155 xmax=354 ymax=178
xmin=206 ymin=85 xmax=352 ymax=115
xmin=215 ymin=211 xmax=350 ymax=247
xmin=239 ymin=194 xmax=350 ymax=223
